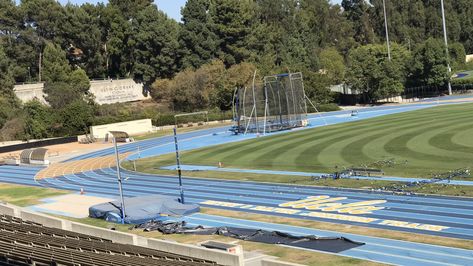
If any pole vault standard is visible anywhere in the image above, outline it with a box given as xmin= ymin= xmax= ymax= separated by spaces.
xmin=172 ymin=111 xmax=209 ymax=204
xmin=111 ymin=133 xmax=126 ymax=224
xmin=173 ymin=127 xmax=185 ymax=204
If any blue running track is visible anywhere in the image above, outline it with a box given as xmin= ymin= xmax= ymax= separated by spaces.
xmin=1 ymin=98 xmax=473 ymax=265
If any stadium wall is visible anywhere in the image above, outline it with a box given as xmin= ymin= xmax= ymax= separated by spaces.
xmin=147 ymin=239 xmax=244 ymax=266
xmin=13 ymin=82 xmax=47 ymax=104
xmin=90 ymin=119 xmax=153 ymax=139
xmin=261 ymin=259 xmax=305 ymax=266
xmin=466 ymin=54 xmax=473 ymax=63
xmin=0 ymin=136 xmax=77 ymax=153
xmin=0 ymin=203 xmax=20 ymax=216
xmin=13 ymin=79 xmax=150 ymax=105
xmin=20 ymin=209 xmax=71 ymax=230
xmin=89 ymin=79 xmax=151 ymax=105
xmin=70 ymin=222 xmax=139 ymax=245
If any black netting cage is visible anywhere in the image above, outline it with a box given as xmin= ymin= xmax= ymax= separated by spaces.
xmin=233 ymin=72 xmax=308 ymax=134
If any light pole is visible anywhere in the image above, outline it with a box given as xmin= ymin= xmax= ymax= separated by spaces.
xmin=441 ymin=0 xmax=452 ymax=95
xmin=112 ymin=133 xmax=127 ymax=224
xmin=382 ymin=0 xmax=391 ymax=61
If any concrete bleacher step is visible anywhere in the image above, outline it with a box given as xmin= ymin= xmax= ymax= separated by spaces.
xmin=0 ymin=213 xmax=220 ymax=266
xmin=0 ymin=203 xmax=302 ymax=266
xmin=243 ymin=252 xmax=276 ymax=266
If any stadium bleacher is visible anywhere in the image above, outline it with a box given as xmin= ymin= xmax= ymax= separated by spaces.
xmin=0 ymin=214 xmax=219 ymax=266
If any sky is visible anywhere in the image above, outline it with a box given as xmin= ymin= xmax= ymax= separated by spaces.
xmin=55 ymin=0 xmax=343 ymax=22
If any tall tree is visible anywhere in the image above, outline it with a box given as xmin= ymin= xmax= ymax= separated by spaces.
xmin=23 ymin=100 xmax=53 ymax=139
xmin=0 ymin=0 xmax=19 ymax=39
xmin=20 ymin=0 xmax=65 ymax=41
xmin=60 ymin=4 xmax=105 ymax=78
xmin=0 ymin=45 xmax=14 ymax=96
xmin=179 ymin=0 xmax=218 ymax=69
xmin=453 ymin=0 xmax=473 ymax=53
xmin=109 ymin=0 xmax=152 ymax=20
xmin=99 ymin=4 xmax=134 ymax=78
xmin=319 ymin=47 xmax=345 ymax=85
xmin=41 ymin=42 xmax=70 ymax=83
xmin=132 ymin=5 xmax=179 ymax=90
xmin=341 ymin=0 xmax=375 ymax=44
xmin=346 ymin=43 xmax=410 ymax=102
xmin=0 ymin=45 xmax=19 ymax=129
xmin=41 ymin=42 xmax=91 ymax=108
xmin=410 ymin=38 xmax=449 ymax=88
xmin=211 ymin=0 xmax=254 ymax=66
xmin=449 ymin=42 xmax=466 ymax=71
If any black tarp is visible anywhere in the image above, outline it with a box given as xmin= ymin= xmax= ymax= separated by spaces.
xmin=132 ymin=220 xmax=364 ymax=253
xmin=89 ymin=195 xmax=200 ymax=224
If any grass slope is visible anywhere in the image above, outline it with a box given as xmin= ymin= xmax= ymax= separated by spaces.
xmin=135 ymin=103 xmax=473 ymax=178
xmin=0 ymin=184 xmax=68 ymax=206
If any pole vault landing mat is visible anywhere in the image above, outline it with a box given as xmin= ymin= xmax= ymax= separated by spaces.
xmin=133 ymin=220 xmax=364 ymax=253
xmin=89 ymin=195 xmax=200 ymax=224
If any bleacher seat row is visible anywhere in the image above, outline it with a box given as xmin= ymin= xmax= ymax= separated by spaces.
xmin=0 ymin=214 xmax=219 ymax=266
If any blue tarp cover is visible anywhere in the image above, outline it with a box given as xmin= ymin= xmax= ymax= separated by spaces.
xmin=89 ymin=195 xmax=200 ymax=224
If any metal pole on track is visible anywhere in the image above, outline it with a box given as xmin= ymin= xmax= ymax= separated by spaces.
xmin=252 ymin=70 xmax=259 ymax=134
xmin=173 ymin=127 xmax=185 ymax=204
xmin=112 ymin=134 xmax=126 ymax=224
xmin=263 ymin=85 xmax=268 ymax=135
xmin=383 ymin=0 xmax=391 ymax=61
xmin=441 ymin=0 xmax=452 ymax=95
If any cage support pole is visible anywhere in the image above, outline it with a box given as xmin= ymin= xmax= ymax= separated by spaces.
xmin=232 ymin=87 xmax=238 ymax=123
xmin=252 ymin=70 xmax=258 ymax=134
xmin=244 ymin=105 xmax=255 ymax=135
xmin=299 ymin=73 xmax=309 ymax=120
xmin=288 ymin=72 xmax=297 ymax=126
xmin=305 ymin=94 xmax=327 ymax=126
xmin=263 ymin=85 xmax=268 ymax=135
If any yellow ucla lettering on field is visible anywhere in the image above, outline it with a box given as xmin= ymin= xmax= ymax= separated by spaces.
xmin=378 ymin=220 xmax=449 ymax=232
xmin=201 ymin=199 xmax=449 ymax=232
xmin=279 ymin=196 xmax=387 ymax=215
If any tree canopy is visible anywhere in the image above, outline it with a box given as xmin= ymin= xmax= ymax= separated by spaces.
xmin=1 ymin=0 xmax=473 ymax=140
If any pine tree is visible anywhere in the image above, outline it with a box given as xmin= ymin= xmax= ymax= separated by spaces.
xmin=211 ymin=0 xmax=254 ymax=66
xmin=410 ymin=38 xmax=450 ymax=88
xmin=0 ymin=46 xmax=15 ymax=96
xmin=341 ymin=0 xmax=375 ymax=44
xmin=41 ymin=43 xmax=71 ymax=84
xmin=179 ymin=0 xmax=219 ymax=69
xmin=132 ymin=5 xmax=179 ymax=90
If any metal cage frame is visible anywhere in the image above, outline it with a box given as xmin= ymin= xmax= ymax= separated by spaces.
xmin=233 ymin=72 xmax=308 ymax=135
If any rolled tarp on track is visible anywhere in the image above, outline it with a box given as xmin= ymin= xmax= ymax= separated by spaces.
xmin=133 ymin=220 xmax=364 ymax=253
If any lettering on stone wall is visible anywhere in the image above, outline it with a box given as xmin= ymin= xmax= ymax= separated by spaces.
xmin=90 ymin=80 xmax=148 ymax=104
